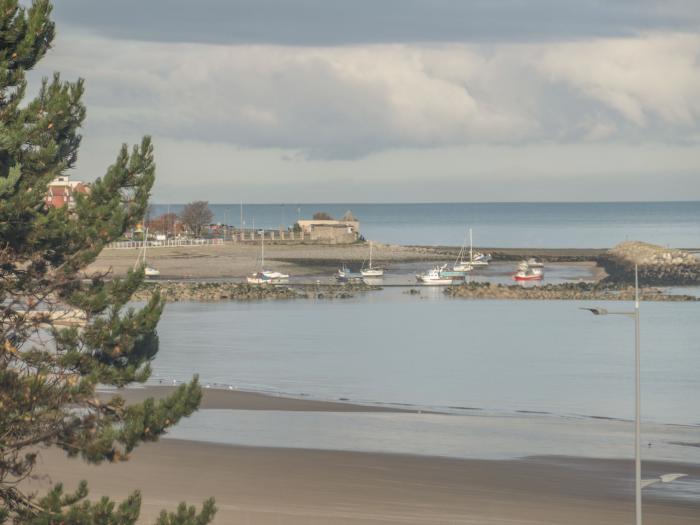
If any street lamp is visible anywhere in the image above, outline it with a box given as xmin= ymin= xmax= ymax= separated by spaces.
xmin=580 ymin=264 xmax=641 ymax=525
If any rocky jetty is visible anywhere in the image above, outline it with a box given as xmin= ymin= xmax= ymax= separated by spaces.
xmin=133 ymin=281 xmax=379 ymax=302
xmin=598 ymin=242 xmax=700 ymax=285
xmin=444 ymin=281 xmax=697 ymax=302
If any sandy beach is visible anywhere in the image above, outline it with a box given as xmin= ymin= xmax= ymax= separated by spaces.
xmin=87 ymin=242 xmax=605 ymax=280
xmin=27 ymin=438 xmax=700 ymax=524
xmin=32 ymin=386 xmax=696 ymax=524
xmin=101 ymin=385 xmax=413 ymax=412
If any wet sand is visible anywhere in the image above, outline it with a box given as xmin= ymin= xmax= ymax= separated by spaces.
xmin=87 ymin=242 xmax=605 ymax=280
xmin=27 ymin=439 xmax=700 ymax=524
xmin=101 ymin=385 xmax=413 ymax=412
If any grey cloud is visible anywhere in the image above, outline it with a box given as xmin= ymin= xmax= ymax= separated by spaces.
xmin=35 ymin=34 xmax=699 ymax=160
xmin=52 ymin=0 xmax=700 ymax=46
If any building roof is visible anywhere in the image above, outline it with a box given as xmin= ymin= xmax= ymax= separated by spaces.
xmin=341 ymin=210 xmax=357 ymax=222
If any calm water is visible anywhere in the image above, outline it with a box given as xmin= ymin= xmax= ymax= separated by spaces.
xmin=151 ymin=289 xmax=700 ymax=426
xmin=150 ymin=201 xmax=700 ymax=247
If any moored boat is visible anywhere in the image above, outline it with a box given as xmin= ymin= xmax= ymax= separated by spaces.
xmin=416 ymin=264 xmax=456 ymax=285
xmin=513 ymin=264 xmax=544 ymax=281
xmin=525 ymin=257 xmax=544 ymax=268
xmin=247 ymin=234 xmax=289 ymax=284
xmin=336 ymin=264 xmax=362 ymax=283
xmin=361 ymin=241 xmax=384 ymax=277
xmin=134 ymin=226 xmax=160 ymax=277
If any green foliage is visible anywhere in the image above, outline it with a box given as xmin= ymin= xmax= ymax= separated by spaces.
xmin=0 ymin=2 xmax=214 ymax=523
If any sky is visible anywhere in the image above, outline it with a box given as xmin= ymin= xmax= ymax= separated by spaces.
xmin=27 ymin=0 xmax=700 ymax=203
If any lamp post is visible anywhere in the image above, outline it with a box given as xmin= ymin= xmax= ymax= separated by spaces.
xmin=580 ymin=264 xmax=641 ymax=525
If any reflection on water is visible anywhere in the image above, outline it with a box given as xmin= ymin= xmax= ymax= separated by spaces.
xmin=152 ymin=289 xmax=700 ymax=425
xmin=167 ymin=409 xmax=700 ymax=464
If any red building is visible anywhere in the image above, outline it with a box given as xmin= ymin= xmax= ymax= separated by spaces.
xmin=45 ymin=176 xmax=90 ymax=209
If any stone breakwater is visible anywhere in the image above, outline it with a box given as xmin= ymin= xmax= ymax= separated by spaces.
xmin=443 ymin=282 xmax=697 ymax=302
xmin=598 ymin=242 xmax=700 ymax=285
xmin=133 ymin=281 xmax=379 ymax=302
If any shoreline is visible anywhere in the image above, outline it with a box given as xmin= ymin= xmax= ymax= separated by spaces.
xmin=88 ymin=242 xmax=609 ymax=280
xmin=26 ymin=438 xmax=700 ymax=524
xmin=100 ymin=385 xmax=417 ymax=413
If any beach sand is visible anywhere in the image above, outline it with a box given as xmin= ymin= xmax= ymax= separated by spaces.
xmin=28 ymin=387 xmax=700 ymax=524
xmin=87 ymin=242 xmax=604 ymax=280
xmin=27 ymin=439 xmax=700 ymax=524
xmin=102 ymin=385 xmax=412 ymax=412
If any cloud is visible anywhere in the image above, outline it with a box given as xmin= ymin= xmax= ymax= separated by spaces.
xmin=33 ymin=31 xmax=700 ymax=161
xmin=51 ymin=0 xmax=700 ymax=46
xmin=538 ymin=33 xmax=700 ymax=127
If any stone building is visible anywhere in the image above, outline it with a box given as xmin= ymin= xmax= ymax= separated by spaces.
xmin=296 ymin=211 xmax=360 ymax=244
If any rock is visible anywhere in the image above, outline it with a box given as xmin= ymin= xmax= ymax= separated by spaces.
xmin=598 ymin=241 xmax=700 ymax=286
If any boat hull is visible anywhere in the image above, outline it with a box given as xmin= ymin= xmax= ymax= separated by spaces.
xmin=513 ymin=274 xmax=543 ymax=281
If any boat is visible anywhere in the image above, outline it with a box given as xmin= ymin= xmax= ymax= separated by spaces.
xmin=452 ymin=228 xmax=474 ymax=273
xmin=456 ymin=228 xmax=491 ymax=269
xmin=525 ymin=257 xmax=544 ymax=268
xmin=336 ymin=264 xmax=362 ymax=283
xmin=470 ymin=252 xmax=492 ymax=267
xmin=513 ymin=263 xmax=544 ymax=281
xmin=134 ymin=227 xmax=160 ymax=277
xmin=416 ymin=264 xmax=455 ymax=285
xmin=247 ymin=234 xmax=289 ymax=284
xmin=361 ymin=241 xmax=384 ymax=277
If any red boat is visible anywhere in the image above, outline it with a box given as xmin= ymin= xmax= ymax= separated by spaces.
xmin=513 ymin=265 xmax=544 ymax=281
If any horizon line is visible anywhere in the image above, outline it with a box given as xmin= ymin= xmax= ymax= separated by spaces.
xmin=150 ymin=199 xmax=700 ymax=206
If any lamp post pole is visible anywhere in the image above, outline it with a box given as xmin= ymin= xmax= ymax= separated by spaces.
xmin=580 ymin=264 xmax=641 ymax=525
xmin=634 ymin=265 xmax=641 ymax=525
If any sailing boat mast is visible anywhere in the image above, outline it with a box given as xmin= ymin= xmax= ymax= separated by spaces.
xmin=261 ymin=232 xmax=264 ymax=269
xmin=469 ymin=227 xmax=473 ymax=264
xmin=369 ymin=241 xmax=372 ymax=270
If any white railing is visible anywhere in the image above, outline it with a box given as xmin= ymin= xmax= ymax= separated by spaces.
xmin=107 ymin=238 xmax=224 ymax=249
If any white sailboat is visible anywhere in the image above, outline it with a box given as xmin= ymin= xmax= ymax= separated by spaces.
xmin=467 ymin=228 xmax=491 ymax=267
xmin=452 ymin=228 xmax=474 ymax=273
xmin=361 ymin=241 xmax=384 ymax=277
xmin=247 ymin=233 xmax=289 ymax=284
xmin=134 ymin=227 xmax=160 ymax=277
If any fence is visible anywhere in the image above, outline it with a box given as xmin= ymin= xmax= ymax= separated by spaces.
xmin=108 ymin=238 xmax=224 ymax=249
xmin=108 ymin=231 xmax=313 ymax=248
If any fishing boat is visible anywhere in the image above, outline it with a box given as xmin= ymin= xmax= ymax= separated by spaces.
xmin=247 ymin=234 xmax=289 ymax=284
xmin=134 ymin=227 xmax=160 ymax=277
xmin=525 ymin=257 xmax=544 ymax=268
xmin=361 ymin=241 xmax=384 ymax=277
xmin=336 ymin=264 xmax=362 ymax=283
xmin=416 ymin=264 xmax=455 ymax=285
xmin=513 ymin=263 xmax=544 ymax=281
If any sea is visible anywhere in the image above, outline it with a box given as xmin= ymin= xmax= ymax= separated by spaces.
xmin=150 ymin=201 xmax=700 ymax=248
xmin=140 ymin=201 xmax=700 ymax=466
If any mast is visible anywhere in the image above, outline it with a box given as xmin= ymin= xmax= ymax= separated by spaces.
xmin=369 ymin=241 xmax=372 ymax=269
xmin=261 ymin=232 xmax=264 ymax=269
xmin=469 ymin=227 xmax=473 ymax=264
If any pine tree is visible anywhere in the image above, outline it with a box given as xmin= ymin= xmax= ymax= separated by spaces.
xmin=0 ymin=2 xmax=214 ymax=523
